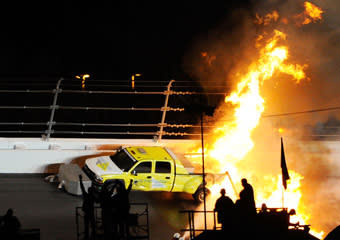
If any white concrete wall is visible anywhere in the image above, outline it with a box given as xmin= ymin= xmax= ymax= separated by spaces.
xmin=0 ymin=150 xmax=97 ymax=173
xmin=2 ymin=137 xmax=338 ymax=174
xmin=0 ymin=138 xmax=200 ymax=173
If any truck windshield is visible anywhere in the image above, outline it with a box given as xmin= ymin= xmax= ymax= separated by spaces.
xmin=109 ymin=150 xmax=136 ymax=172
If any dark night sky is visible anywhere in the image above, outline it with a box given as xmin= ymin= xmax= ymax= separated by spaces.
xmin=0 ymin=0 xmax=255 ymax=138
xmin=0 ymin=0 xmax=254 ymax=81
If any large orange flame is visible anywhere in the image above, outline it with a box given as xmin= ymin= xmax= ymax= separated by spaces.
xmin=209 ymin=30 xmax=305 ymax=168
xmin=186 ymin=28 xmax=325 ymax=238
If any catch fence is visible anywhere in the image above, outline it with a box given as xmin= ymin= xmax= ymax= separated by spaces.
xmin=0 ymin=77 xmax=226 ymax=141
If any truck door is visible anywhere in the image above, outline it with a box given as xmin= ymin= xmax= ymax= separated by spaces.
xmin=152 ymin=161 xmax=173 ymax=191
xmin=130 ymin=161 xmax=152 ymax=191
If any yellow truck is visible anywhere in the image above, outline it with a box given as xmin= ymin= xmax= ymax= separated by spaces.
xmin=83 ymin=146 xmax=224 ymax=202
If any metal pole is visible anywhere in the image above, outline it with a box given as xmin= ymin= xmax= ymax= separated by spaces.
xmin=146 ymin=204 xmax=150 ymax=240
xmin=213 ymin=210 xmax=217 ymax=230
xmin=75 ymin=207 xmax=80 ymax=240
xmin=157 ymin=79 xmax=175 ymax=141
xmin=201 ymin=113 xmax=207 ymax=231
xmin=192 ymin=211 xmax=195 ymax=239
xmin=226 ymin=171 xmax=238 ymax=198
xmin=46 ymin=77 xmax=63 ymax=140
xmin=188 ymin=211 xmax=192 ymax=239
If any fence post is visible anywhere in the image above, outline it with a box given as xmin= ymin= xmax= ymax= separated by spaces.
xmin=157 ymin=79 xmax=174 ymax=141
xmin=46 ymin=77 xmax=63 ymax=140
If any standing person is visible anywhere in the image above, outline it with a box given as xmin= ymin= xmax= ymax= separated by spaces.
xmin=101 ymin=181 xmax=113 ymax=240
xmin=101 ymin=180 xmax=120 ymax=240
xmin=79 ymin=175 xmax=96 ymax=240
xmin=116 ymin=179 xmax=133 ymax=239
xmin=239 ymin=178 xmax=256 ymax=215
xmin=237 ymin=178 xmax=256 ymax=237
xmin=2 ymin=208 xmax=21 ymax=240
xmin=214 ymin=188 xmax=234 ymax=233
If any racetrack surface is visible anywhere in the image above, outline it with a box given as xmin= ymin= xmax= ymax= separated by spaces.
xmin=0 ymin=174 xmax=199 ymax=240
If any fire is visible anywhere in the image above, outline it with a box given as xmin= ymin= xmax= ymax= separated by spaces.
xmin=208 ymin=30 xmax=305 ymax=170
xmin=205 ymin=28 xmax=315 ymax=232
xmin=185 ymin=27 xmax=325 ymax=238
xmin=256 ymin=171 xmax=324 ymax=238
xmin=181 ymin=3 xmax=328 ymax=239
xmin=255 ymin=10 xmax=279 ymax=26
xmin=303 ymin=2 xmax=324 ymax=24
xmin=295 ymin=1 xmax=324 ymax=26
xmin=255 ymin=2 xmax=324 ymax=27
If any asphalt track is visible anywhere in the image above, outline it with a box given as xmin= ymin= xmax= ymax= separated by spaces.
xmin=0 ymin=174 xmax=200 ymax=240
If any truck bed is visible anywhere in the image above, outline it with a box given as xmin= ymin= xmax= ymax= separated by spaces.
xmin=173 ymin=151 xmax=196 ymax=173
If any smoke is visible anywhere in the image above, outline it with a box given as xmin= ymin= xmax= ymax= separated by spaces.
xmin=250 ymin=1 xmax=340 ymax=234
xmin=181 ymin=0 xmax=340 ymax=236
xmin=257 ymin=0 xmax=340 ymax=121
xmin=181 ymin=4 xmax=257 ymax=107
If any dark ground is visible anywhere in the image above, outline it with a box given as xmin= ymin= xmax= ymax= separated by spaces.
xmin=0 ymin=174 xmax=198 ymax=240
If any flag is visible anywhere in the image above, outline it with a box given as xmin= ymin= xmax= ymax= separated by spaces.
xmin=281 ymin=137 xmax=290 ymax=190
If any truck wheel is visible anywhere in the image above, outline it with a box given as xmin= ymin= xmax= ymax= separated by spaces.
xmin=193 ymin=186 xmax=210 ymax=203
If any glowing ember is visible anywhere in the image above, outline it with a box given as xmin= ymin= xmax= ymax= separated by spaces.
xmin=303 ymin=2 xmax=324 ymax=24
xmin=201 ymin=51 xmax=216 ymax=66
xmin=255 ymin=10 xmax=279 ymax=26
xmin=295 ymin=1 xmax=324 ymax=26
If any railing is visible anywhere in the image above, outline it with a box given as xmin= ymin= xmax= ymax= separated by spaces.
xmin=75 ymin=203 xmax=149 ymax=240
xmin=0 ymin=77 xmax=225 ymax=141
xmin=1 ymin=77 xmax=340 ymax=141
xmin=180 ymin=210 xmax=219 ymax=239
xmin=179 ymin=207 xmax=314 ymax=240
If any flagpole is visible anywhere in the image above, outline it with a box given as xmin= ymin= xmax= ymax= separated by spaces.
xmin=281 ymin=137 xmax=290 ymax=209
xmin=281 ymin=137 xmax=284 ymax=209
xmin=282 ymin=186 xmax=284 ymax=209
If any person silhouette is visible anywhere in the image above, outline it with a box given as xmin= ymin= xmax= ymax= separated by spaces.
xmin=101 ymin=180 xmax=120 ymax=240
xmin=2 ymin=208 xmax=21 ymax=240
xmin=115 ymin=179 xmax=133 ymax=239
xmin=214 ymin=188 xmax=235 ymax=233
xmin=79 ymin=174 xmax=96 ymax=240
xmin=237 ymin=178 xmax=256 ymax=236
xmin=239 ymin=178 xmax=256 ymax=215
